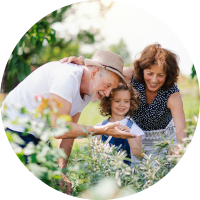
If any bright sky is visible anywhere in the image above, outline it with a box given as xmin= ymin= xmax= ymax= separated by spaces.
xmin=52 ymin=0 xmax=193 ymax=76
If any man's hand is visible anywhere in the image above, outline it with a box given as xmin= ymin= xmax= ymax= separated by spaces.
xmin=59 ymin=56 xmax=84 ymax=65
xmin=101 ymin=122 xmax=137 ymax=139
xmin=59 ymin=173 xmax=72 ymax=195
xmin=117 ymin=125 xmax=130 ymax=132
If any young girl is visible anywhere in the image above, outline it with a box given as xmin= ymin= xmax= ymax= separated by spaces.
xmin=96 ymin=83 xmax=145 ymax=166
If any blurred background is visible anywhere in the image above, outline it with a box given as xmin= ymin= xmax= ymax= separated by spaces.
xmin=0 ymin=0 xmax=199 ymax=147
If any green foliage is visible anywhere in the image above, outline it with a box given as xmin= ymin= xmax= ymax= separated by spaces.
xmin=64 ymin=134 xmax=192 ymax=198
xmin=191 ymin=64 xmax=197 ymax=79
xmin=3 ymin=3 xmax=107 ymax=93
xmin=2 ymin=96 xmax=72 ymax=191
xmin=109 ymin=38 xmax=131 ymax=66
xmin=2 ymin=95 xmax=196 ymax=199
xmin=8 ymin=15 xmax=56 ymax=82
xmin=6 ymin=7 xmax=69 ymax=92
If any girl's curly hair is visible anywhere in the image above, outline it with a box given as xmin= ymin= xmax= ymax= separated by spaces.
xmin=99 ymin=83 xmax=140 ymax=117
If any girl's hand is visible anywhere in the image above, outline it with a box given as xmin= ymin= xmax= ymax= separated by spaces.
xmin=59 ymin=56 xmax=84 ymax=65
xmin=117 ymin=125 xmax=130 ymax=132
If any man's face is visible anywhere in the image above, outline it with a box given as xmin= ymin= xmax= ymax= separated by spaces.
xmin=89 ymin=69 xmax=120 ymax=103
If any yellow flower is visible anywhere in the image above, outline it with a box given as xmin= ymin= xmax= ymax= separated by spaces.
xmin=58 ymin=115 xmax=72 ymax=122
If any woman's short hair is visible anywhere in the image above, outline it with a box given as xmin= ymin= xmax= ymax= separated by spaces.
xmin=99 ymin=83 xmax=139 ymax=117
xmin=134 ymin=43 xmax=180 ymax=90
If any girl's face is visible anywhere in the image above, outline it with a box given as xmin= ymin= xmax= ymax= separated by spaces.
xmin=143 ymin=64 xmax=167 ymax=93
xmin=111 ymin=90 xmax=131 ymax=117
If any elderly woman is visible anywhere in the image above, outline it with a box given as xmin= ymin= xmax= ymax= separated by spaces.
xmin=123 ymin=43 xmax=186 ymax=157
xmin=60 ymin=43 xmax=186 ymax=157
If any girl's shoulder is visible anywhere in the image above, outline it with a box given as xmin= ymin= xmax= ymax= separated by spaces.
xmin=128 ymin=119 xmax=145 ymax=139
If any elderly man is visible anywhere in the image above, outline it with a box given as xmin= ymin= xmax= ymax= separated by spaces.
xmin=2 ymin=50 xmax=136 ymax=193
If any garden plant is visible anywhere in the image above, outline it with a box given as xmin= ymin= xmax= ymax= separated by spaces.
xmin=1 ymin=96 xmax=196 ymax=199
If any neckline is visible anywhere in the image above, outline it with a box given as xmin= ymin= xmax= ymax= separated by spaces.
xmin=142 ymin=86 xmax=162 ymax=110
xmin=108 ymin=117 xmax=127 ymax=123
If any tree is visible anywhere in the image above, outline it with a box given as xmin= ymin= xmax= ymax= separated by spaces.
xmin=108 ymin=38 xmax=131 ymax=66
xmin=1 ymin=6 xmax=71 ymax=93
xmin=1 ymin=1 xmax=114 ymax=93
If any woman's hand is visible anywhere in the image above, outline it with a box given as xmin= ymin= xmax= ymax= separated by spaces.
xmin=59 ymin=56 xmax=84 ymax=65
xmin=117 ymin=125 xmax=130 ymax=132
xmin=168 ymin=144 xmax=180 ymax=155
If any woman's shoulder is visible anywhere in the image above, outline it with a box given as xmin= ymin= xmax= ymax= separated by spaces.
xmin=123 ymin=67 xmax=134 ymax=83
xmin=162 ymin=84 xmax=180 ymax=98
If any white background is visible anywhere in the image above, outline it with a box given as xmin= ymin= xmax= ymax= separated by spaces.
xmin=52 ymin=0 xmax=193 ymax=76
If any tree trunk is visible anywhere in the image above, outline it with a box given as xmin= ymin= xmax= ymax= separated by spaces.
xmin=1 ymin=63 xmax=8 ymax=93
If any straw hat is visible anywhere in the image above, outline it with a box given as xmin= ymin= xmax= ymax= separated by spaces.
xmin=84 ymin=50 xmax=127 ymax=84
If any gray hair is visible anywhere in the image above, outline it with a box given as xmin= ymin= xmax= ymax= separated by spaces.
xmin=87 ymin=65 xmax=111 ymax=77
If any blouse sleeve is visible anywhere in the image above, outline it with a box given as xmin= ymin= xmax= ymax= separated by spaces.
xmin=168 ymin=84 xmax=180 ymax=97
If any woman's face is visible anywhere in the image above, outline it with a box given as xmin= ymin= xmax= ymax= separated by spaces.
xmin=143 ymin=65 xmax=167 ymax=92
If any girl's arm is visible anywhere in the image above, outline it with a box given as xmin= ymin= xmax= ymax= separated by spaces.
xmin=118 ymin=125 xmax=143 ymax=158
xmin=128 ymin=136 xmax=143 ymax=159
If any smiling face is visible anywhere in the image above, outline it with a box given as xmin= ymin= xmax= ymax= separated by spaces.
xmin=110 ymin=90 xmax=131 ymax=117
xmin=143 ymin=64 xmax=167 ymax=93
xmin=89 ymin=68 xmax=120 ymax=103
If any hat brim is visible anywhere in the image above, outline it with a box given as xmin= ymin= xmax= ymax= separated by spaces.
xmin=84 ymin=58 xmax=127 ymax=84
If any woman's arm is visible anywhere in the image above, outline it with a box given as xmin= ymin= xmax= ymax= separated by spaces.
xmin=59 ymin=57 xmax=135 ymax=84
xmin=59 ymin=56 xmax=84 ymax=65
xmin=123 ymin=67 xmax=134 ymax=83
xmin=167 ymin=92 xmax=187 ymax=144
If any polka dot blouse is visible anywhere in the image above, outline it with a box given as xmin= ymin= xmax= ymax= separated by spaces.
xmin=130 ymin=73 xmax=180 ymax=131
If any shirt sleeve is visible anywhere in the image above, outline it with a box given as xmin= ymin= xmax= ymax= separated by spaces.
xmin=130 ymin=123 xmax=145 ymax=140
xmin=49 ymin=64 xmax=78 ymax=103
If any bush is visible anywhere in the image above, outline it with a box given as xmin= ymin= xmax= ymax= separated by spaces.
xmin=1 ymin=97 xmax=196 ymax=199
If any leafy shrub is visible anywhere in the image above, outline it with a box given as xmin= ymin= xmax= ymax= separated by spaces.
xmin=1 ymin=97 xmax=196 ymax=199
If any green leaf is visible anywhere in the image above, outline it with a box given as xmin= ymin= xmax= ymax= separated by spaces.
xmin=31 ymin=36 xmax=36 ymax=46
xmin=16 ymin=152 xmax=26 ymax=165
xmin=28 ymin=163 xmax=48 ymax=179
xmin=24 ymin=63 xmax=31 ymax=76
xmin=158 ymin=132 xmax=168 ymax=142
xmin=23 ymin=142 xmax=36 ymax=155
xmin=191 ymin=65 xmax=196 ymax=79
xmin=12 ymin=133 xmax=25 ymax=145
xmin=50 ymin=29 xmax=56 ymax=44
xmin=37 ymin=41 xmax=43 ymax=50
xmin=29 ymin=153 xmax=38 ymax=163
xmin=6 ymin=132 xmax=13 ymax=142
xmin=17 ymin=72 xmax=25 ymax=82
xmin=11 ymin=55 xmax=19 ymax=66
xmin=52 ymin=10 xmax=57 ymax=18
xmin=14 ymin=42 xmax=19 ymax=54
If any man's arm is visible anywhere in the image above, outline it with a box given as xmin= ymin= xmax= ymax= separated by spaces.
xmin=51 ymin=94 xmax=137 ymax=139
xmin=58 ymin=113 xmax=81 ymax=170
xmin=57 ymin=113 xmax=80 ymax=194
